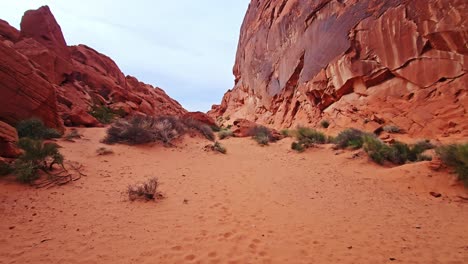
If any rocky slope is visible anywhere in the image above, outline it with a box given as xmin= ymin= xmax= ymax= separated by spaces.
xmin=210 ymin=0 xmax=467 ymax=139
xmin=0 ymin=6 xmax=187 ymax=131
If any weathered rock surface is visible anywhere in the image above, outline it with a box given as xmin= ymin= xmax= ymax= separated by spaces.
xmin=211 ymin=0 xmax=467 ymax=139
xmin=0 ymin=5 xmax=186 ymax=139
xmin=0 ymin=121 xmax=21 ymax=158
xmin=183 ymin=112 xmax=217 ymax=127
xmin=232 ymin=118 xmax=282 ymax=140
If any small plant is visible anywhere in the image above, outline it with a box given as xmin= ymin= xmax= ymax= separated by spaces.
xmin=16 ymin=118 xmax=61 ymax=140
xmin=218 ymin=129 xmax=233 ymax=140
xmin=383 ymin=125 xmax=401 ymax=134
xmin=0 ymin=162 xmax=13 ymax=176
xmin=64 ymin=129 xmax=81 ymax=141
xmin=280 ymin=129 xmax=290 ymax=137
xmin=211 ymin=125 xmax=221 ymax=132
xmin=334 ymin=128 xmax=368 ymax=149
xmin=211 ymin=141 xmax=227 ymax=154
xmin=96 ymin=147 xmax=114 ymax=156
xmin=436 ymin=144 xmax=468 ymax=186
xmin=249 ymin=126 xmax=276 ymax=146
xmin=363 ymin=135 xmax=390 ymax=165
xmin=89 ymin=104 xmax=125 ymax=124
xmin=290 ymin=127 xmax=326 ymax=152
xmin=127 ymin=177 xmax=162 ymax=201
xmin=13 ymin=138 xmax=64 ymax=183
xmin=320 ymin=120 xmax=330 ymax=128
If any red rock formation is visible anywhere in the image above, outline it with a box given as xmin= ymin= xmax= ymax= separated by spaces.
xmin=0 ymin=5 xmax=187 ymax=139
xmin=183 ymin=112 xmax=217 ymax=127
xmin=0 ymin=121 xmax=21 ymax=158
xmin=211 ymin=0 xmax=467 ymax=139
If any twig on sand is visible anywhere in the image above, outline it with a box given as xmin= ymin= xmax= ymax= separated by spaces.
xmin=34 ymin=161 xmax=85 ymax=189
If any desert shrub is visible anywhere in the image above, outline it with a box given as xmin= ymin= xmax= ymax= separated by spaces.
xmin=64 ymin=129 xmax=81 ymax=141
xmin=295 ymin=127 xmax=326 ymax=144
xmin=16 ymin=118 xmax=61 ymax=140
xmin=218 ymin=129 xmax=233 ymax=140
xmin=363 ymin=135 xmax=391 ymax=165
xmin=320 ymin=120 xmax=330 ymax=128
xmin=212 ymin=142 xmax=227 ymax=154
xmin=383 ymin=125 xmax=401 ymax=134
xmin=104 ymin=116 xmax=186 ymax=145
xmin=248 ymin=125 xmax=275 ymax=145
xmin=387 ymin=141 xmax=412 ymax=165
xmin=96 ymin=147 xmax=114 ymax=155
xmin=127 ymin=177 xmax=162 ymax=201
xmin=334 ymin=128 xmax=368 ymax=149
xmin=280 ymin=129 xmax=290 ymax=137
xmin=290 ymin=127 xmax=326 ymax=152
xmin=211 ymin=125 xmax=221 ymax=132
xmin=13 ymin=138 xmax=64 ymax=183
xmin=182 ymin=118 xmax=215 ymax=141
xmin=291 ymin=142 xmax=305 ymax=152
xmin=436 ymin=144 xmax=468 ymax=186
xmin=418 ymin=154 xmax=433 ymax=161
xmin=0 ymin=162 xmax=13 ymax=176
xmin=89 ymin=104 xmax=125 ymax=124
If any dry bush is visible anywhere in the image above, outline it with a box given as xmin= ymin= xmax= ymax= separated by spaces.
xmin=127 ymin=177 xmax=163 ymax=201
xmin=218 ymin=129 xmax=233 ymax=140
xmin=182 ymin=118 xmax=215 ymax=141
xmin=334 ymin=128 xmax=368 ymax=149
xmin=64 ymin=129 xmax=81 ymax=141
xmin=248 ymin=125 xmax=276 ymax=145
xmin=290 ymin=127 xmax=326 ymax=152
xmin=436 ymin=144 xmax=468 ymax=187
xmin=96 ymin=147 xmax=114 ymax=155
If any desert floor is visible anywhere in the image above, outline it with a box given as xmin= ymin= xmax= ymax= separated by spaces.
xmin=1 ymin=128 xmax=467 ymax=264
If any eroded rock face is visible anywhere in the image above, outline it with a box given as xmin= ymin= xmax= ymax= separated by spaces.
xmin=0 ymin=5 xmax=186 ymax=134
xmin=0 ymin=121 xmax=21 ymax=158
xmin=211 ymin=0 xmax=467 ymax=139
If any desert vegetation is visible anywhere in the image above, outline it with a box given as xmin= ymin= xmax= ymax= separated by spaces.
xmin=104 ymin=116 xmax=214 ymax=146
xmin=205 ymin=141 xmax=227 ymax=154
xmin=248 ymin=125 xmax=277 ymax=145
xmin=218 ymin=129 xmax=234 ymax=140
xmin=96 ymin=147 xmax=114 ymax=156
xmin=320 ymin=120 xmax=330 ymax=128
xmin=290 ymin=127 xmax=327 ymax=152
xmin=436 ymin=143 xmax=468 ymax=186
xmin=127 ymin=177 xmax=163 ymax=201
xmin=89 ymin=104 xmax=126 ymax=124
xmin=16 ymin=118 xmax=61 ymax=139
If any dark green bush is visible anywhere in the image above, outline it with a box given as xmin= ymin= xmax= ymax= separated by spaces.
xmin=334 ymin=128 xmax=367 ymax=149
xmin=280 ymin=129 xmax=290 ymax=137
xmin=16 ymin=118 xmax=61 ymax=140
xmin=13 ymin=138 xmax=64 ymax=183
xmin=364 ymin=137 xmax=434 ymax=165
xmin=89 ymin=104 xmax=125 ymax=124
xmin=320 ymin=120 xmax=330 ymax=128
xmin=0 ymin=162 xmax=13 ymax=176
xmin=363 ymin=135 xmax=390 ymax=165
xmin=291 ymin=142 xmax=305 ymax=152
xmin=436 ymin=144 xmax=468 ymax=186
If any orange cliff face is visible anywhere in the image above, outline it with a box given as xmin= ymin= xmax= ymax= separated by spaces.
xmin=210 ymin=0 xmax=468 ymax=140
xmin=0 ymin=6 xmax=187 ymax=131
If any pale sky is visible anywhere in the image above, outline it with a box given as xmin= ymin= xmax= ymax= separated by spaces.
xmin=0 ymin=1 xmax=250 ymax=112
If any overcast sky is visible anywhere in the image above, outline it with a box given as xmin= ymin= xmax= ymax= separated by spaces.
xmin=0 ymin=1 xmax=250 ymax=112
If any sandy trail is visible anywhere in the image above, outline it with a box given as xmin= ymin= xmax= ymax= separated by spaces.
xmin=0 ymin=128 xmax=467 ymax=264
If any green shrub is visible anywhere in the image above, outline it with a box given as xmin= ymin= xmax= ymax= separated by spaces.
xmin=290 ymin=127 xmax=326 ymax=152
xmin=334 ymin=128 xmax=367 ymax=149
xmin=211 ymin=125 xmax=221 ymax=132
xmin=13 ymin=138 xmax=64 ymax=183
xmin=383 ymin=125 xmax=401 ymax=134
xmin=280 ymin=129 xmax=290 ymax=137
xmin=248 ymin=126 xmax=276 ymax=145
xmin=89 ymin=104 xmax=125 ymax=124
xmin=16 ymin=118 xmax=61 ymax=139
xmin=218 ymin=129 xmax=233 ymax=140
xmin=436 ymin=144 xmax=468 ymax=186
xmin=320 ymin=120 xmax=330 ymax=128
xmin=291 ymin=142 xmax=305 ymax=152
xmin=0 ymin=162 xmax=13 ymax=176
xmin=363 ymin=135 xmax=391 ymax=165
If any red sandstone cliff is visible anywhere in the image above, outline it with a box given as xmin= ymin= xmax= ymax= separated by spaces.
xmin=0 ymin=6 xmax=187 ymax=131
xmin=210 ymin=0 xmax=467 ymax=139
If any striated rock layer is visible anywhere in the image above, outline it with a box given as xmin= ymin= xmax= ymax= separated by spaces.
xmin=211 ymin=0 xmax=467 ymax=139
xmin=0 ymin=6 xmax=187 ymax=132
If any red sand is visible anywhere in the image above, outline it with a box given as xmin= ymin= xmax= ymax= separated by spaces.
xmin=1 ymin=128 xmax=467 ymax=263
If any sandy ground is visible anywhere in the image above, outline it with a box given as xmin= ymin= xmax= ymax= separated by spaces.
xmin=0 ymin=127 xmax=467 ymax=264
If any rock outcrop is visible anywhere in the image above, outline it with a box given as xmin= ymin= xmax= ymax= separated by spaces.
xmin=0 ymin=6 xmax=187 ymax=132
xmin=211 ymin=0 xmax=467 ymax=139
